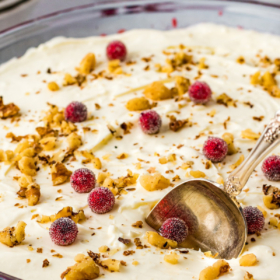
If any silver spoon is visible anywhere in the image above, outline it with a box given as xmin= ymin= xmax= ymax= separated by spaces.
xmin=146 ymin=110 xmax=280 ymax=260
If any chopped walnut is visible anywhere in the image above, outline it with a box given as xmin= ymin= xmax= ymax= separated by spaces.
xmin=169 ymin=115 xmax=190 ymax=132
xmin=99 ymin=246 xmax=109 ymax=253
xmin=63 ymin=73 xmax=77 ymax=86
xmin=48 ymin=82 xmax=60 ymax=91
xmin=117 ymin=153 xmax=129 ymax=160
xmin=230 ymin=155 xmax=244 ymax=170
xmin=123 ymin=250 xmax=135 ymax=256
xmin=241 ymin=129 xmax=260 ymax=140
xmin=67 ymin=133 xmax=82 ymax=151
xmin=118 ymin=237 xmax=131 ymax=245
xmin=0 ymin=221 xmax=26 ymax=247
xmin=181 ymin=161 xmax=194 ymax=170
xmin=199 ymin=260 xmax=230 ymax=280
xmin=222 ymin=133 xmax=238 ymax=155
xmin=144 ymin=81 xmax=174 ymax=101
xmin=42 ymin=259 xmax=50 ymax=268
xmin=175 ymin=76 xmax=190 ymax=95
xmin=164 ymin=251 xmax=179 ymax=264
xmin=132 ymin=221 xmax=143 ymax=228
xmin=18 ymin=156 xmax=37 ymax=176
xmin=198 ymin=57 xmax=209 ymax=69
xmin=189 ymin=170 xmax=206 ymax=178
xmin=100 ymin=259 xmax=121 ymax=272
xmin=25 ymin=183 xmax=41 ymax=206
xmin=126 ymin=97 xmax=151 ymax=111
xmin=0 ymin=97 xmax=20 ymax=119
xmin=108 ymin=59 xmax=123 ymax=74
xmin=146 ymin=231 xmax=177 ymax=249
xmin=236 ymin=56 xmax=245 ymax=64
xmin=40 ymin=137 xmax=57 ymax=151
xmin=239 ymin=254 xmax=258 ymax=266
xmin=262 ymin=185 xmax=280 ymax=209
xmin=61 ymin=254 xmax=99 ymax=280
xmin=79 ymin=53 xmax=96 ymax=74
xmin=140 ymin=173 xmax=170 ymax=191
xmin=216 ymin=93 xmax=236 ymax=107
xmin=244 ymin=272 xmax=254 ymax=280
xmin=37 ymin=206 xmax=86 ymax=224
xmin=51 ymin=163 xmax=72 ymax=186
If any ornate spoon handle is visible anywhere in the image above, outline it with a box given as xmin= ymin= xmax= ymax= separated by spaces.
xmin=225 ymin=110 xmax=280 ymax=197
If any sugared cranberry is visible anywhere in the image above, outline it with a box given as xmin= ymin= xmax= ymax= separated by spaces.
xmin=88 ymin=187 xmax=115 ymax=214
xmin=139 ymin=110 xmax=162 ymax=135
xmin=262 ymin=155 xmax=280 ymax=181
xmin=243 ymin=206 xmax=265 ymax=234
xmin=159 ymin=217 xmax=188 ymax=243
xmin=203 ymin=137 xmax=228 ymax=162
xmin=49 ymin=218 xmax=78 ymax=246
xmin=106 ymin=40 xmax=127 ymax=61
xmin=65 ymin=101 xmax=87 ymax=123
xmin=70 ymin=168 xmax=96 ymax=193
xmin=188 ymin=81 xmax=212 ymax=104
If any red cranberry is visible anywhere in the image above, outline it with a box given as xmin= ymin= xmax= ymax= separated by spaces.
xmin=243 ymin=206 xmax=265 ymax=234
xmin=203 ymin=137 xmax=228 ymax=162
xmin=65 ymin=101 xmax=87 ymax=123
xmin=88 ymin=187 xmax=115 ymax=214
xmin=159 ymin=217 xmax=188 ymax=243
xmin=262 ymin=155 xmax=280 ymax=181
xmin=139 ymin=110 xmax=162 ymax=135
xmin=49 ymin=218 xmax=78 ymax=246
xmin=70 ymin=168 xmax=96 ymax=193
xmin=106 ymin=40 xmax=127 ymax=61
xmin=188 ymin=81 xmax=212 ymax=104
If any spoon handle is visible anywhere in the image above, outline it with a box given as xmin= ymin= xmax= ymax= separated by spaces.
xmin=225 ymin=110 xmax=280 ymax=197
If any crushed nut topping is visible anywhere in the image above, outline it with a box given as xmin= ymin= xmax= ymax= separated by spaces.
xmin=0 ymin=221 xmax=26 ymax=247
xmin=0 ymin=97 xmax=20 ymax=119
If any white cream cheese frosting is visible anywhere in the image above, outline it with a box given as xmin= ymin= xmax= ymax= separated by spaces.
xmin=0 ymin=23 xmax=280 ymax=279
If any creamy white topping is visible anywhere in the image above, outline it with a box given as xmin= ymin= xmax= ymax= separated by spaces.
xmin=0 ymin=23 xmax=280 ymax=280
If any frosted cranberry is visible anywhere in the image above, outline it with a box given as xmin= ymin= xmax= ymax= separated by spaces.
xmin=188 ymin=81 xmax=212 ymax=104
xmin=159 ymin=217 xmax=188 ymax=244
xmin=70 ymin=168 xmax=96 ymax=193
xmin=88 ymin=187 xmax=115 ymax=214
xmin=139 ymin=110 xmax=162 ymax=134
xmin=262 ymin=155 xmax=280 ymax=181
xmin=49 ymin=218 xmax=78 ymax=246
xmin=65 ymin=101 xmax=87 ymax=123
xmin=243 ymin=206 xmax=265 ymax=234
xmin=203 ymin=137 xmax=228 ymax=162
xmin=106 ymin=40 xmax=127 ymax=61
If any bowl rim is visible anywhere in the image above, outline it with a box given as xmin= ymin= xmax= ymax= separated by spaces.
xmin=1 ymin=0 xmax=280 ymax=37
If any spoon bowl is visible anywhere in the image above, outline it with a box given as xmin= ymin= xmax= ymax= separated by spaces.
xmin=146 ymin=110 xmax=280 ymax=260
xmin=146 ymin=178 xmax=246 ymax=259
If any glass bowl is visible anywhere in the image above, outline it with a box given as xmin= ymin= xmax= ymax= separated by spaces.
xmin=0 ymin=0 xmax=280 ymax=279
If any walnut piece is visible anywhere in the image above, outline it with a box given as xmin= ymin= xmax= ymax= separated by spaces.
xmin=244 ymin=272 xmax=254 ymax=280
xmin=241 ymin=129 xmax=260 ymax=140
xmin=0 ymin=221 xmax=26 ymax=247
xmin=42 ymin=259 xmax=50 ymax=268
xmin=199 ymin=260 xmax=230 ymax=280
xmin=146 ymin=231 xmax=177 ymax=249
xmin=262 ymin=185 xmax=280 ymax=209
xmin=216 ymin=93 xmax=236 ymax=107
xmin=0 ymin=96 xmax=20 ymax=119
xmin=164 ymin=251 xmax=179 ymax=264
xmin=108 ymin=59 xmax=123 ymax=74
xmin=25 ymin=183 xmax=41 ymax=206
xmin=140 ymin=173 xmax=170 ymax=191
xmin=51 ymin=163 xmax=72 ymax=186
xmin=61 ymin=254 xmax=99 ymax=280
xmin=48 ymin=82 xmax=60 ymax=91
xmin=63 ymin=73 xmax=77 ymax=86
xmin=239 ymin=254 xmax=258 ymax=266
xmin=67 ymin=133 xmax=82 ymax=151
xmin=100 ymin=259 xmax=121 ymax=272
xmin=126 ymin=97 xmax=151 ymax=111
xmin=169 ymin=115 xmax=190 ymax=132
xmin=37 ymin=206 xmax=86 ymax=224
xmin=230 ymin=155 xmax=244 ymax=170
xmin=222 ymin=133 xmax=238 ymax=155
xmin=189 ymin=170 xmax=206 ymax=178
xmin=144 ymin=81 xmax=173 ymax=101
xmin=175 ymin=76 xmax=190 ymax=96
xmin=40 ymin=137 xmax=57 ymax=151
xmin=79 ymin=53 xmax=96 ymax=75
xmin=18 ymin=156 xmax=37 ymax=176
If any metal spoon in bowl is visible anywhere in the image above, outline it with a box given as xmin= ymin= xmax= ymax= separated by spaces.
xmin=146 ymin=110 xmax=280 ymax=260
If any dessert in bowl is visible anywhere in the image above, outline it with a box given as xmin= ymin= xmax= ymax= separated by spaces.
xmin=1 ymin=15 xmax=280 ymax=280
